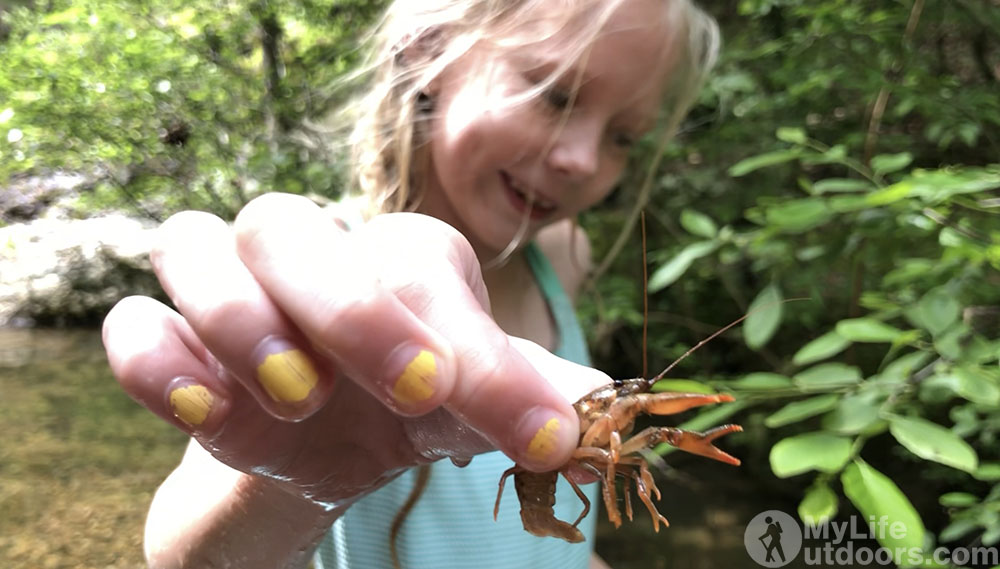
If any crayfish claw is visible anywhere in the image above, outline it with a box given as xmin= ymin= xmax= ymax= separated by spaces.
xmin=642 ymin=392 xmax=736 ymax=416
xmin=667 ymin=424 xmax=743 ymax=466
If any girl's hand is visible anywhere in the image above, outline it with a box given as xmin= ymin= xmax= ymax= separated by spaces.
xmin=103 ymin=193 xmax=609 ymax=507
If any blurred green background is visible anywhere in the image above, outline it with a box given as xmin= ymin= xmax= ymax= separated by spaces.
xmin=2 ymin=0 xmax=999 ymax=567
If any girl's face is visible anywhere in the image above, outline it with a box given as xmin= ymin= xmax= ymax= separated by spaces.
xmin=421 ymin=0 xmax=679 ymax=257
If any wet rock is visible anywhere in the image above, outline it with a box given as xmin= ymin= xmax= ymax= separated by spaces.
xmin=0 ymin=214 xmax=164 ymax=327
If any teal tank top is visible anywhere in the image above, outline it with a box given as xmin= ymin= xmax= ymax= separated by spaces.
xmin=314 ymin=243 xmax=597 ymax=569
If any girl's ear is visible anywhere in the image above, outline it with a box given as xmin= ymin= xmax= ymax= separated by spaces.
xmin=424 ymin=74 xmax=442 ymax=97
xmin=392 ymin=27 xmax=444 ymax=68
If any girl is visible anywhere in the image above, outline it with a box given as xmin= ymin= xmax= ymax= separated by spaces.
xmin=102 ymin=1 xmax=719 ymax=568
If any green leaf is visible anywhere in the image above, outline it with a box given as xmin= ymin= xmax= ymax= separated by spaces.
xmin=940 ymin=519 xmax=980 ymax=543
xmin=983 ymin=526 xmax=1000 ymax=547
xmin=958 ymin=123 xmax=980 ymax=147
xmin=764 ymin=198 xmax=835 ymax=233
xmin=884 ymin=259 xmax=936 ymax=288
xmin=880 ymin=351 xmax=933 ymax=385
xmin=744 ymin=284 xmax=783 ymax=350
xmin=728 ymin=149 xmax=801 ymax=177
xmin=828 ymin=194 xmax=873 ymax=212
xmin=866 ymin=181 xmax=914 ymax=206
xmin=799 ymin=480 xmax=839 ymax=524
xmin=673 ymin=399 xmax=747 ymax=433
xmin=679 ymin=209 xmax=718 ymax=239
xmin=822 ymin=394 xmax=885 ymax=435
xmin=795 ymin=245 xmax=826 ymax=261
xmin=920 ymin=375 xmax=959 ymax=404
xmin=917 ymin=288 xmax=960 ymax=336
xmin=974 ymin=463 xmax=1000 ymax=481
xmin=776 ymin=126 xmax=807 ymax=144
xmin=765 ymin=394 xmax=840 ymax=428
xmin=728 ymin=372 xmax=794 ymax=391
xmin=793 ymin=363 xmax=863 ymax=391
xmin=793 ymin=331 xmax=852 ymax=366
xmin=870 ymin=152 xmax=913 ymax=175
xmin=939 ymin=492 xmax=978 ymax=507
xmin=902 ymin=167 xmax=1000 ymax=203
xmin=770 ymin=432 xmax=852 ymax=478
xmin=932 ymin=325 xmax=965 ymax=360
xmin=647 ymin=240 xmax=718 ymax=292
xmin=944 ymin=367 xmax=1000 ymax=406
xmin=650 ymin=379 xmax=715 ymax=394
xmin=813 ymin=178 xmax=873 ymax=194
xmin=841 ymin=460 xmax=926 ymax=558
xmin=835 ymin=318 xmax=905 ymax=343
xmin=888 ymin=415 xmax=979 ymax=473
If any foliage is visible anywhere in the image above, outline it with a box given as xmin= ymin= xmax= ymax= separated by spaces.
xmin=579 ymin=1 xmax=1000 ymax=565
xmin=0 ymin=0 xmax=384 ymax=219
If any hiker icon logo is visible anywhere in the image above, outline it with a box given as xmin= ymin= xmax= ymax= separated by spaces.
xmin=745 ymin=510 xmax=802 ymax=567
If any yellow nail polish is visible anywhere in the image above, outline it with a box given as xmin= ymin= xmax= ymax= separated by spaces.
xmin=256 ymin=348 xmax=318 ymax=403
xmin=526 ymin=417 xmax=562 ymax=462
xmin=392 ymin=349 xmax=437 ymax=405
xmin=169 ymin=384 xmax=214 ymax=426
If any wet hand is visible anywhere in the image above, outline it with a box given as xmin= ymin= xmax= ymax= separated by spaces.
xmin=102 ymin=193 xmax=610 ymax=506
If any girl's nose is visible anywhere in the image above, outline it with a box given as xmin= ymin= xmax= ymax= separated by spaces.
xmin=546 ymin=122 xmax=600 ymax=180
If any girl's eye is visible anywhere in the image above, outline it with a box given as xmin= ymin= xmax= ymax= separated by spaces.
xmin=612 ymin=132 xmax=637 ymax=150
xmin=543 ymin=87 xmax=572 ymax=110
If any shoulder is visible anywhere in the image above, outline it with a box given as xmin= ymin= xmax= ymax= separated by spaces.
xmin=534 ymin=219 xmax=592 ymax=302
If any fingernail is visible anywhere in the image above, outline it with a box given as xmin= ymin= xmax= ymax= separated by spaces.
xmin=167 ymin=378 xmax=215 ymax=427
xmin=518 ymin=407 xmax=574 ymax=468
xmin=388 ymin=346 xmax=439 ymax=406
xmin=253 ymin=337 xmax=319 ymax=403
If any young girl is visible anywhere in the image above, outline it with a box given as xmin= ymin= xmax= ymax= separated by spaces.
xmin=102 ymin=1 xmax=719 ymax=568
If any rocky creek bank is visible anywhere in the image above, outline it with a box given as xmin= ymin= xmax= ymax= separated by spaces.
xmin=0 ymin=172 xmax=163 ymax=327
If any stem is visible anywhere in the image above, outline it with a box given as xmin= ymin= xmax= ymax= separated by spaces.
xmin=802 ymin=139 xmax=883 ymax=186
xmin=921 ymin=207 xmax=991 ymax=244
xmin=862 ymin=0 xmax=925 ymax=165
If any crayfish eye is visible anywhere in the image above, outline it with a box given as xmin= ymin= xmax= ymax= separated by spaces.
xmin=612 ymin=378 xmax=625 ymax=387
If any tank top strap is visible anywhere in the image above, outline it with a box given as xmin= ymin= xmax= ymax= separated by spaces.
xmin=523 ymin=242 xmax=591 ymax=367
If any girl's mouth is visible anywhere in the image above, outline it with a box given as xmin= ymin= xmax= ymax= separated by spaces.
xmin=500 ymin=172 xmax=557 ymax=221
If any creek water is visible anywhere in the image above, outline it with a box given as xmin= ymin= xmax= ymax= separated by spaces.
xmin=0 ymin=328 xmax=867 ymax=569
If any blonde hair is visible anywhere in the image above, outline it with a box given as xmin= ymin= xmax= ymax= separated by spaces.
xmin=342 ymin=0 xmax=719 ymax=218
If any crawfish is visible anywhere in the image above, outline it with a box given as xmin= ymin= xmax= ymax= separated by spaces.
xmin=494 ymin=297 xmax=752 ymax=543
xmin=494 ymin=379 xmax=741 ymax=542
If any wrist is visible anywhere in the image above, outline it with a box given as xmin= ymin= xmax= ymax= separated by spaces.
xmin=145 ymin=458 xmax=349 ymax=569
xmin=240 ymin=473 xmax=348 ymax=526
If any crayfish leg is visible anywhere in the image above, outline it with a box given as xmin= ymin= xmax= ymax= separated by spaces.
xmin=620 ymin=469 xmax=634 ymax=522
xmin=629 ymin=465 xmax=670 ymax=532
xmin=574 ymin=452 xmax=623 ymax=529
xmin=494 ymin=466 xmax=519 ymax=521
xmin=561 ymin=471 xmax=591 ymax=528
